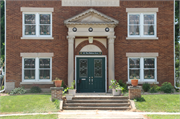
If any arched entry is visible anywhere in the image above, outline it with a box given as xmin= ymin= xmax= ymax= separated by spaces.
xmin=64 ymin=8 xmax=119 ymax=92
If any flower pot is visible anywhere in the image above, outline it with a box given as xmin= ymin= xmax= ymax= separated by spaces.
xmin=112 ymin=89 xmax=121 ymax=96
xmin=66 ymin=94 xmax=73 ymax=100
xmin=54 ymin=80 xmax=62 ymax=87
xmin=131 ymin=79 xmax=138 ymax=87
xmin=68 ymin=89 xmax=76 ymax=96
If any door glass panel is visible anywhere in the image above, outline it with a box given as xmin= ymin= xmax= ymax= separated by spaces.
xmin=79 ymin=59 xmax=88 ymax=77
xmin=94 ymin=59 xmax=102 ymax=77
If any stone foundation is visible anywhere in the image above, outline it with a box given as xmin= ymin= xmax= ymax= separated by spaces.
xmin=50 ymin=87 xmax=63 ymax=100
xmin=128 ymin=86 xmax=141 ymax=100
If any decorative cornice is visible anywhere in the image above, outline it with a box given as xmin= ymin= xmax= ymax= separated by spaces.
xmin=64 ymin=8 xmax=119 ymax=26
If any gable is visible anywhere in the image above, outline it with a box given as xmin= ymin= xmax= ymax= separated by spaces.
xmin=64 ymin=8 xmax=119 ymax=25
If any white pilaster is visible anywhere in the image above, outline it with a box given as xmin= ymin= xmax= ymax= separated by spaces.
xmin=67 ymin=36 xmax=75 ymax=87
xmin=108 ymin=36 xmax=116 ymax=92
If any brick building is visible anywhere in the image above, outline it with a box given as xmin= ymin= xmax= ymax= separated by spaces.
xmin=5 ymin=0 xmax=174 ymax=92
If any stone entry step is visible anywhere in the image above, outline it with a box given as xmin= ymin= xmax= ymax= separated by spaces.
xmin=63 ymin=96 xmax=131 ymax=110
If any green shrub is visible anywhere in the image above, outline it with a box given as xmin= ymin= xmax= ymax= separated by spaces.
xmin=134 ymin=97 xmax=145 ymax=102
xmin=142 ymin=83 xmax=150 ymax=92
xmin=30 ymin=86 xmax=42 ymax=93
xmin=149 ymin=86 xmax=158 ymax=93
xmin=52 ymin=99 xmax=60 ymax=109
xmin=160 ymin=82 xmax=174 ymax=93
xmin=10 ymin=87 xmax=26 ymax=95
xmin=118 ymin=80 xmax=128 ymax=92
xmin=1 ymin=86 xmax=4 ymax=90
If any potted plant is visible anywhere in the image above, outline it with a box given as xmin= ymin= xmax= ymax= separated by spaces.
xmin=53 ymin=77 xmax=62 ymax=87
xmin=109 ymin=79 xmax=123 ymax=96
xmin=131 ymin=77 xmax=138 ymax=87
xmin=68 ymin=80 xmax=76 ymax=95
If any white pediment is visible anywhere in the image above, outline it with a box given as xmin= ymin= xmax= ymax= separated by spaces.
xmin=64 ymin=8 xmax=119 ymax=25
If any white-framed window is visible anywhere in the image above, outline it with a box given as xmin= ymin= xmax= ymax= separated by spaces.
xmin=128 ymin=13 xmax=156 ymax=38
xmin=128 ymin=57 xmax=157 ymax=82
xmin=23 ymin=12 xmax=52 ymax=37
xmin=22 ymin=57 xmax=52 ymax=82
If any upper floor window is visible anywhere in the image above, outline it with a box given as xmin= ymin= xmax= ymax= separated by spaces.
xmin=23 ymin=13 xmax=52 ymax=37
xmin=128 ymin=13 xmax=156 ymax=38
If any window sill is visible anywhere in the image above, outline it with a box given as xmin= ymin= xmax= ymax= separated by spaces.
xmin=21 ymin=37 xmax=54 ymax=40
xmin=20 ymin=82 xmax=53 ymax=85
xmin=126 ymin=37 xmax=158 ymax=40
xmin=126 ymin=81 xmax=159 ymax=84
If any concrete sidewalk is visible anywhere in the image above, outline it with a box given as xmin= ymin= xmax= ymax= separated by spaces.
xmin=0 ymin=111 xmax=180 ymax=119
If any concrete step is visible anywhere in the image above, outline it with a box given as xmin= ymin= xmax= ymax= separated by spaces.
xmin=64 ymin=102 xmax=130 ymax=106
xmin=73 ymin=96 xmax=129 ymax=100
xmin=66 ymin=100 xmax=129 ymax=103
xmin=63 ymin=106 xmax=131 ymax=110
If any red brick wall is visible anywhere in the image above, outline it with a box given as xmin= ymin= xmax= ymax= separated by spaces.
xmin=6 ymin=1 xmax=174 ymax=88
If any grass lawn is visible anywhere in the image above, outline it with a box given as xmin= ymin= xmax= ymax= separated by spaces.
xmin=0 ymin=94 xmax=59 ymax=113
xmin=135 ymin=94 xmax=180 ymax=112
xmin=0 ymin=114 xmax=58 ymax=119
xmin=147 ymin=115 xmax=180 ymax=119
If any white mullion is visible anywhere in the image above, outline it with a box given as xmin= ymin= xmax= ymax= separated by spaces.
xmin=140 ymin=57 xmax=144 ymax=81
xmin=141 ymin=13 xmax=143 ymax=37
xmin=36 ymin=13 xmax=39 ymax=37
xmin=35 ymin=57 xmax=39 ymax=81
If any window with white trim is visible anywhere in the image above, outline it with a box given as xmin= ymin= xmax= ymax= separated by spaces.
xmin=128 ymin=57 xmax=156 ymax=81
xmin=23 ymin=57 xmax=52 ymax=82
xmin=128 ymin=13 xmax=156 ymax=37
xmin=23 ymin=13 xmax=52 ymax=37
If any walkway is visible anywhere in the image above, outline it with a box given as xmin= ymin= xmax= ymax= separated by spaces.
xmin=0 ymin=111 xmax=180 ymax=119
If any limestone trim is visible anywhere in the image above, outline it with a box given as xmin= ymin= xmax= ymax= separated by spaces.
xmin=64 ymin=8 xmax=119 ymax=25
xmin=126 ymin=81 xmax=159 ymax=84
xmin=21 ymin=37 xmax=54 ymax=40
xmin=20 ymin=82 xmax=53 ymax=84
xmin=126 ymin=8 xmax=158 ymax=12
xmin=21 ymin=7 xmax=54 ymax=12
xmin=126 ymin=37 xmax=158 ymax=40
xmin=20 ymin=53 xmax=54 ymax=57
xmin=126 ymin=53 xmax=159 ymax=57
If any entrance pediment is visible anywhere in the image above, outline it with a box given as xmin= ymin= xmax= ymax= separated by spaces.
xmin=64 ymin=8 xmax=119 ymax=25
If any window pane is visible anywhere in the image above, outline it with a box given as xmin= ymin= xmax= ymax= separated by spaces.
xmin=144 ymin=69 xmax=155 ymax=79
xmin=94 ymin=59 xmax=102 ymax=77
xmin=40 ymin=25 xmax=50 ymax=35
xmin=129 ymin=25 xmax=140 ymax=35
xmin=40 ymin=14 xmax=50 ymax=24
xmin=25 ymin=14 xmax=35 ymax=24
xmin=144 ymin=14 xmax=154 ymax=24
xmin=24 ymin=70 xmax=35 ymax=79
xmin=129 ymin=69 xmax=140 ymax=79
xmin=39 ymin=59 xmax=50 ymax=68
xmin=79 ymin=59 xmax=88 ymax=77
xmin=144 ymin=25 xmax=154 ymax=35
xmin=25 ymin=25 xmax=36 ymax=35
xmin=129 ymin=58 xmax=140 ymax=68
xmin=24 ymin=59 xmax=35 ymax=68
xmin=39 ymin=70 xmax=50 ymax=79
xmin=144 ymin=58 xmax=155 ymax=68
xmin=129 ymin=14 xmax=140 ymax=24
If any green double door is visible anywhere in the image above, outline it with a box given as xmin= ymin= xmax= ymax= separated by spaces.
xmin=77 ymin=57 xmax=105 ymax=92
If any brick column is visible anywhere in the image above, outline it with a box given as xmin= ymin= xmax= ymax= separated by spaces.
xmin=50 ymin=87 xmax=64 ymax=100
xmin=128 ymin=86 xmax=141 ymax=100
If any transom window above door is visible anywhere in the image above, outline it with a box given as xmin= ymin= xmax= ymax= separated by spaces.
xmin=23 ymin=13 xmax=52 ymax=37
xmin=128 ymin=13 xmax=156 ymax=38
